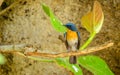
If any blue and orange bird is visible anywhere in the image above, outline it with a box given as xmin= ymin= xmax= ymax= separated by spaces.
xmin=64 ymin=23 xmax=80 ymax=64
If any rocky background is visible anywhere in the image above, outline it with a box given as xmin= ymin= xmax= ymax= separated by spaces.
xmin=0 ymin=0 xmax=120 ymax=75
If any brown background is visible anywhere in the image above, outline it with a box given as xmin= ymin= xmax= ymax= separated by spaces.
xmin=0 ymin=0 xmax=120 ymax=75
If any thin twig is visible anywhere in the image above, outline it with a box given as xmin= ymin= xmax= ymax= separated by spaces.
xmin=26 ymin=42 xmax=114 ymax=58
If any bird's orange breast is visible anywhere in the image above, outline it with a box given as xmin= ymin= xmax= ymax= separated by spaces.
xmin=66 ymin=29 xmax=78 ymax=40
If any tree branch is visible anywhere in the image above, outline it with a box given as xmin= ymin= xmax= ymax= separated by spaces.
xmin=26 ymin=42 xmax=114 ymax=58
xmin=0 ymin=42 xmax=114 ymax=58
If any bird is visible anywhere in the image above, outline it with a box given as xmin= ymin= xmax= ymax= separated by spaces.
xmin=64 ymin=23 xmax=80 ymax=64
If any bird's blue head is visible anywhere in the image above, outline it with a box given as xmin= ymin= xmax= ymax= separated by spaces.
xmin=65 ymin=23 xmax=77 ymax=31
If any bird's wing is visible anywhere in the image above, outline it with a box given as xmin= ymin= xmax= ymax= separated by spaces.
xmin=64 ymin=32 xmax=69 ymax=51
xmin=77 ymin=32 xmax=80 ymax=50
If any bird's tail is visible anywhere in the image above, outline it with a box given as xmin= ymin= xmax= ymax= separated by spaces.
xmin=69 ymin=56 xmax=77 ymax=64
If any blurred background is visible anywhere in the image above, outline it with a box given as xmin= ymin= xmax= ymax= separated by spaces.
xmin=0 ymin=0 xmax=120 ymax=75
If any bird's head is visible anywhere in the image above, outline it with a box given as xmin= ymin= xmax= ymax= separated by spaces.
xmin=65 ymin=23 xmax=77 ymax=31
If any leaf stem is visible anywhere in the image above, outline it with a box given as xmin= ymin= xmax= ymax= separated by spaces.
xmin=80 ymin=32 xmax=96 ymax=50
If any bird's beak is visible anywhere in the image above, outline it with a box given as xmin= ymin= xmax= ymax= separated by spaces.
xmin=64 ymin=25 xmax=68 ymax=29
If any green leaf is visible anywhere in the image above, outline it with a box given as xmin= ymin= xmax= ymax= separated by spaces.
xmin=50 ymin=12 xmax=67 ymax=33
xmin=93 ymin=1 xmax=104 ymax=33
xmin=42 ymin=3 xmax=67 ymax=33
xmin=78 ymin=55 xmax=114 ymax=75
xmin=81 ymin=11 xmax=94 ymax=34
xmin=56 ymin=58 xmax=83 ymax=75
xmin=81 ymin=1 xmax=104 ymax=34
xmin=0 ymin=54 xmax=6 ymax=65
xmin=42 ymin=3 xmax=50 ymax=17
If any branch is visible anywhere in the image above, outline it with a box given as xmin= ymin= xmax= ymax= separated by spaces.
xmin=26 ymin=42 xmax=114 ymax=58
